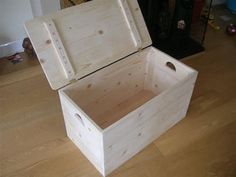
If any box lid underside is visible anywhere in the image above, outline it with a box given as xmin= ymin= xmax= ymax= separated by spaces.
xmin=25 ymin=0 xmax=152 ymax=90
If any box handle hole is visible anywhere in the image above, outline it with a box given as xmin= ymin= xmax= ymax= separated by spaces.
xmin=166 ymin=62 xmax=176 ymax=71
xmin=74 ymin=113 xmax=85 ymax=126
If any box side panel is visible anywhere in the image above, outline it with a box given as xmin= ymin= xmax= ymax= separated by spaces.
xmin=59 ymin=91 xmax=104 ymax=175
xmin=146 ymin=47 xmax=196 ymax=81
xmin=103 ymin=71 xmax=197 ymax=175
xmin=144 ymin=47 xmax=197 ymax=93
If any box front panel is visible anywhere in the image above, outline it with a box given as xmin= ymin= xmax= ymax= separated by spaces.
xmin=103 ymin=70 xmax=197 ymax=175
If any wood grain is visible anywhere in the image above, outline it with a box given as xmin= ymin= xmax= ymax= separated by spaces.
xmin=1 ymin=12 xmax=236 ymax=177
xmin=59 ymin=46 xmax=197 ymax=176
xmin=96 ymin=90 xmax=155 ymax=129
xmin=25 ymin=0 xmax=151 ymax=90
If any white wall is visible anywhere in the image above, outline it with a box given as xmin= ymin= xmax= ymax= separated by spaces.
xmin=29 ymin=0 xmax=43 ymax=17
xmin=0 ymin=0 xmax=33 ymax=45
xmin=30 ymin=0 xmax=61 ymax=17
xmin=40 ymin=0 xmax=61 ymax=16
xmin=0 ymin=0 xmax=61 ymax=57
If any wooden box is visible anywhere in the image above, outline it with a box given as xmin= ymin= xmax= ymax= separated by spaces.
xmin=25 ymin=0 xmax=198 ymax=176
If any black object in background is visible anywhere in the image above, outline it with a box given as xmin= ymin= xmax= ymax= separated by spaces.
xmin=138 ymin=0 xmax=205 ymax=59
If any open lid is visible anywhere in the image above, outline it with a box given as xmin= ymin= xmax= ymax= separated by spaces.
xmin=25 ymin=0 xmax=151 ymax=90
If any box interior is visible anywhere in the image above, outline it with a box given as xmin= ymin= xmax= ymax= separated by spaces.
xmin=63 ymin=48 xmax=191 ymax=129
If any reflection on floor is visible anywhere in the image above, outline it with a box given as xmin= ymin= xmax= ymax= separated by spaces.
xmin=0 ymin=52 xmax=39 ymax=76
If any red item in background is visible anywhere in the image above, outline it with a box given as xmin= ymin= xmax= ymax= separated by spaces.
xmin=192 ymin=0 xmax=204 ymax=23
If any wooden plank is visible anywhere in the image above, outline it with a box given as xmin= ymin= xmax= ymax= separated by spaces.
xmin=44 ymin=20 xmax=75 ymax=80
xmin=118 ymin=0 xmax=142 ymax=49
xmin=59 ymin=91 xmax=105 ymax=174
xmin=59 ymin=89 xmax=104 ymax=132
xmin=25 ymin=0 xmax=151 ymax=90
xmin=127 ymin=0 xmax=152 ymax=48
xmin=144 ymin=47 xmax=197 ymax=93
xmin=65 ymin=122 xmax=104 ymax=175
xmin=95 ymin=90 xmax=156 ymax=129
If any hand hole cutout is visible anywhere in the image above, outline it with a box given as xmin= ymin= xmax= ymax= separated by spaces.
xmin=166 ymin=62 xmax=176 ymax=71
xmin=74 ymin=113 xmax=85 ymax=126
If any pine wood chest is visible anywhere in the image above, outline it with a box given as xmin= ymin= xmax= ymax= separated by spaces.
xmin=25 ymin=0 xmax=198 ymax=176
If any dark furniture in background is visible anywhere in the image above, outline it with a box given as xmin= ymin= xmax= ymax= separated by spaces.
xmin=138 ymin=0 xmax=212 ymax=59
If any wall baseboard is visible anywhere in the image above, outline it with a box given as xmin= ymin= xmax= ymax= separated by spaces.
xmin=0 ymin=39 xmax=24 ymax=58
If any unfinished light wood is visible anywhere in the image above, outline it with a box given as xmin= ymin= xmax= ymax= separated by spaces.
xmin=25 ymin=0 xmax=197 ymax=176
xmin=59 ymin=93 xmax=104 ymax=174
xmin=44 ymin=20 xmax=75 ymax=80
xmin=118 ymin=0 xmax=142 ymax=49
xmin=24 ymin=0 xmax=151 ymax=90
xmin=59 ymin=46 xmax=197 ymax=176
